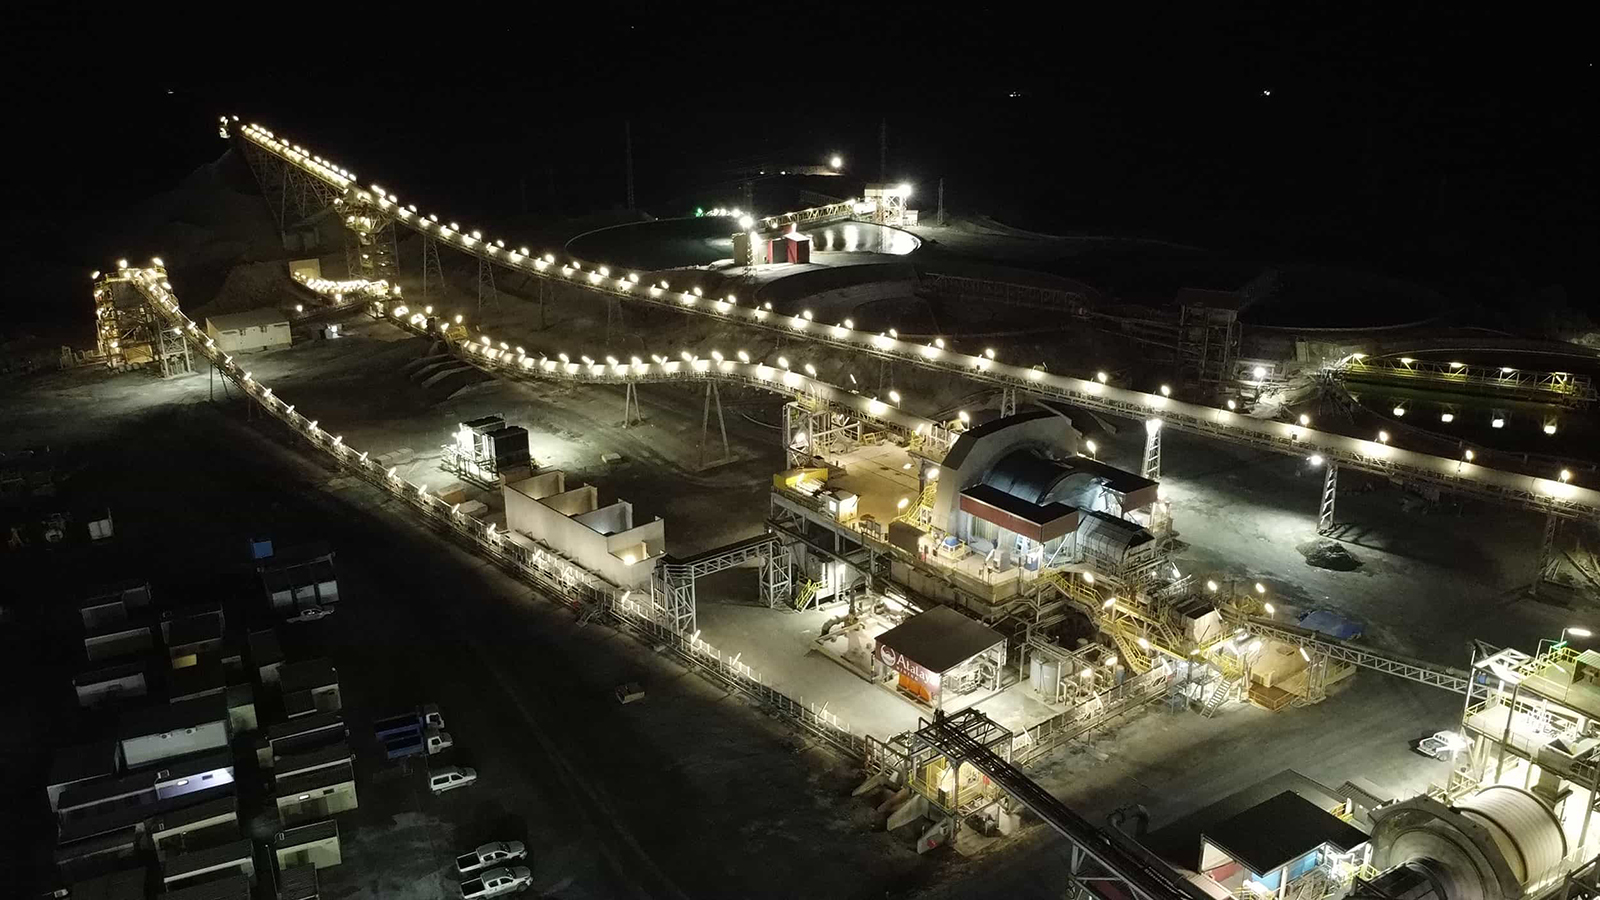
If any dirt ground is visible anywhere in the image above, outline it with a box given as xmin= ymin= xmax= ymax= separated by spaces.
xmin=9 ymin=239 xmax=1594 ymax=896
xmin=0 ymin=358 xmax=922 ymax=898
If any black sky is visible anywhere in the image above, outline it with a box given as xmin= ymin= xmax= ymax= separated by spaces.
xmin=1 ymin=5 xmax=1592 ymax=326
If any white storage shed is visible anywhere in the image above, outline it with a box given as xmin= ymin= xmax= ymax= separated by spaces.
xmin=204 ymin=308 xmax=291 ymax=353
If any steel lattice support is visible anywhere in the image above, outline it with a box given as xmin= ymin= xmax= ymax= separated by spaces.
xmin=781 ymin=399 xmax=864 ymax=468
xmin=1141 ymin=419 xmax=1162 ymax=480
xmin=93 ymin=273 xmax=191 ymax=377
xmin=652 ymin=570 xmax=697 ymax=635
xmin=1532 ymin=509 xmax=1561 ymax=597
xmin=759 ymin=541 xmax=794 ymax=609
xmin=1300 ymin=651 xmax=1329 ymax=704
xmin=421 ymin=235 xmax=445 ymax=302
xmin=477 ymin=256 xmax=498 ymax=310
xmin=656 ymin=533 xmax=789 ymax=629
xmin=1000 ymin=386 xmax=1018 ymax=418
xmin=240 ymin=141 xmax=289 ymax=231
xmin=699 ymin=381 xmax=730 ymax=469
xmin=336 ymin=195 xmax=398 ymax=282
xmin=238 ymin=140 xmax=337 ymax=233
xmin=907 ymin=708 xmax=1193 ymax=900
xmin=783 ymin=401 xmax=812 ymax=468
xmin=1317 ymin=463 xmax=1338 ymax=535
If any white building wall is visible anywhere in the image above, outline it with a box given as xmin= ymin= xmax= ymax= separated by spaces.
xmin=205 ymin=319 xmax=291 ymax=354
xmin=122 ymin=719 xmax=228 ymax=768
xmin=504 ymin=475 xmax=659 ymax=589
xmin=932 ymin=416 xmax=1081 ymax=536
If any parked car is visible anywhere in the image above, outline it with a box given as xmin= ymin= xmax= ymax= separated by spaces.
xmin=1414 ymin=730 xmax=1470 ymax=761
xmin=377 ymin=704 xmax=452 ymax=759
xmin=430 ymin=766 xmax=478 ymax=794
xmin=614 ymin=682 xmax=645 ymax=705
xmin=457 ymin=841 xmax=527 ymax=876
xmin=460 ymin=866 xmax=532 ymax=898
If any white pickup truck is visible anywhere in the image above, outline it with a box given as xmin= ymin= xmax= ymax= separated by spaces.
xmin=456 ymin=841 xmax=527 ymax=876
xmin=459 ymin=866 xmax=532 ymax=898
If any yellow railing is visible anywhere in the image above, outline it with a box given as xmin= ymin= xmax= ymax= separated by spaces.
xmin=794 ymin=579 xmax=820 ymax=610
xmin=1111 ymin=627 xmax=1154 ymax=674
xmin=895 ymin=481 xmax=937 ymax=525
xmin=1520 ymin=645 xmax=1579 ymax=682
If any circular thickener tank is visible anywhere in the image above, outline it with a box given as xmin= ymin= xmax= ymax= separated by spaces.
xmin=1452 ymin=786 xmax=1566 ymax=887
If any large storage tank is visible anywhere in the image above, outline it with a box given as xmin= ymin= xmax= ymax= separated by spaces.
xmin=1366 ymin=786 xmax=1567 ymax=900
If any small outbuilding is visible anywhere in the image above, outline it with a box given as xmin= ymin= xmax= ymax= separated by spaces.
xmin=275 ymin=761 xmax=358 ymax=822
xmin=279 ymin=658 xmax=341 ymax=714
xmin=161 ymin=837 xmax=255 ymax=891
xmin=205 ymin=308 xmax=291 ymax=353
xmin=872 ymin=606 xmax=1006 ymax=709
xmin=274 ymin=818 xmax=342 ymax=871
xmin=1199 ymin=790 xmax=1369 ymax=898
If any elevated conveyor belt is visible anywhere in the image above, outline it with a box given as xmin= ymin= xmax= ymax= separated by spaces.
xmin=919 ymin=711 xmax=1209 ymax=900
xmin=359 ymin=291 xmax=957 ymax=454
xmin=1229 ymin=614 xmax=1471 ymax=693
xmin=230 ymin=120 xmax=1599 ymax=522
xmin=115 ymin=260 xmax=1200 ymax=900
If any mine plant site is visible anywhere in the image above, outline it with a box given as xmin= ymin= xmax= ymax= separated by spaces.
xmin=5 ymin=109 xmax=1600 ymax=900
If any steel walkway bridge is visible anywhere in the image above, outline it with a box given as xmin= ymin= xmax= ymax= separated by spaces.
xmin=915 ymin=709 xmax=1210 ymax=900
xmin=226 ymin=119 xmax=1599 ymax=523
xmin=1229 ymin=614 xmax=1472 ymax=694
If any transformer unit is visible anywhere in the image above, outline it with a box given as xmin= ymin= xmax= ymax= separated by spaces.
xmin=444 ymin=415 xmax=532 ymax=485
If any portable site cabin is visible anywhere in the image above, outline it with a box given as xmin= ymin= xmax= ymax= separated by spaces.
xmin=204 ymin=309 xmax=291 ymax=354
xmin=872 ymin=606 xmax=1006 ymax=709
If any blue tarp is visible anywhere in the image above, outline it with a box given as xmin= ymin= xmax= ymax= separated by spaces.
xmin=1297 ymin=610 xmax=1363 ymax=641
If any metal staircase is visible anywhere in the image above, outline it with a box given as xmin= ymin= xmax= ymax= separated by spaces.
xmin=1200 ymin=674 xmax=1238 ymax=717
xmin=1111 ymin=627 xmax=1155 ymax=674
xmin=896 ymin=481 xmax=937 ymax=526
xmin=794 ymin=579 xmax=821 ymax=611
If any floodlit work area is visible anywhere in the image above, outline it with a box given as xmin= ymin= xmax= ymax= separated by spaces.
xmin=15 ymin=109 xmax=1600 ymax=900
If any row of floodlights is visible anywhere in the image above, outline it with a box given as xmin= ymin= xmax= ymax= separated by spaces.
xmin=229 ymin=124 xmax=1583 ymax=489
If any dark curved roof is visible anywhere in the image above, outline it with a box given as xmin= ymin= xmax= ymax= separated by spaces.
xmin=983 ymin=449 xmax=1070 ymax=505
xmin=940 ymin=410 xmax=1059 ymax=470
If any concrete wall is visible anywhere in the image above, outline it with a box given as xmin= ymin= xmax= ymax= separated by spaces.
xmin=574 ymin=501 xmax=632 ymax=535
xmin=504 ymin=472 xmax=663 ymax=589
xmin=542 ymin=485 xmax=598 ymax=517
xmin=605 ymin=519 xmax=665 ymax=567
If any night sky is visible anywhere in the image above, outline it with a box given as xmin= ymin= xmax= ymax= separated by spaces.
xmin=2 ymin=7 xmax=1592 ymax=332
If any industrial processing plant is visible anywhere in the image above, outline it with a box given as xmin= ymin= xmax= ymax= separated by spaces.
xmin=3 ymin=12 xmax=1596 ymax=900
